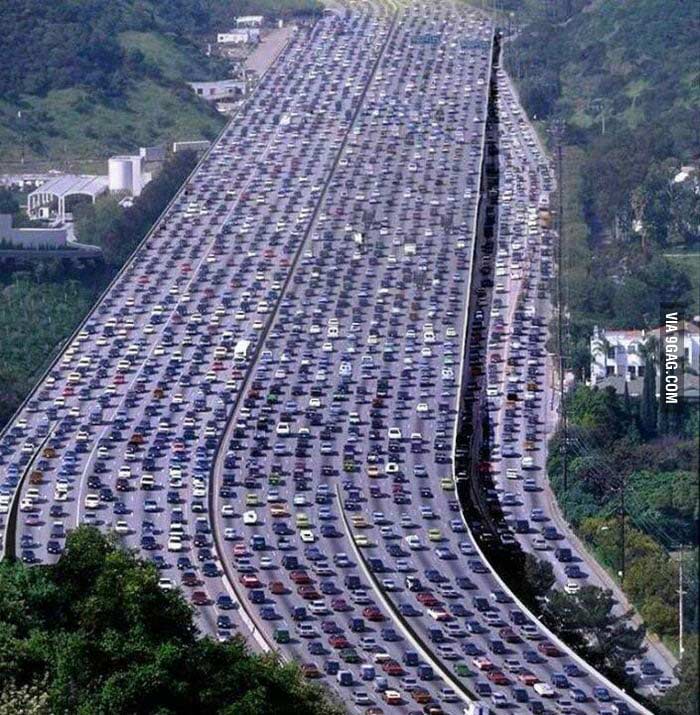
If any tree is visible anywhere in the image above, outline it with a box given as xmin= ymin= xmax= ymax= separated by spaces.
xmin=0 ymin=527 xmax=342 ymax=715
xmin=541 ymin=585 xmax=646 ymax=683
xmin=0 ymin=188 xmax=20 ymax=215
xmin=660 ymin=635 xmax=699 ymax=715
xmin=523 ymin=553 xmax=555 ymax=597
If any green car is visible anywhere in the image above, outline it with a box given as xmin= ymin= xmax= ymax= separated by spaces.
xmin=339 ymin=649 xmax=361 ymax=664
xmin=454 ymin=662 xmax=474 ymax=678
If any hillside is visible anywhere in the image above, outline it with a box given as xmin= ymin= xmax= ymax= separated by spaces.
xmin=0 ymin=0 xmax=320 ymax=166
xmin=498 ymin=0 xmax=700 ymax=372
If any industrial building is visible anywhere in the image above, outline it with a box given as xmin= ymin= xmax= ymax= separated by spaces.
xmin=189 ymin=79 xmax=246 ymax=101
xmin=235 ymin=15 xmax=264 ymax=27
xmin=217 ymin=29 xmax=260 ymax=44
xmin=26 ymin=175 xmax=109 ymax=222
xmin=25 ymin=146 xmax=165 ymax=221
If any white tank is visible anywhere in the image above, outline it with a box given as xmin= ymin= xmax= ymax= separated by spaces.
xmin=108 ymin=156 xmax=133 ymax=193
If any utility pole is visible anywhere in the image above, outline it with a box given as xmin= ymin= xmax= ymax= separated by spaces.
xmin=619 ymin=472 xmax=626 ymax=584
xmin=548 ymin=119 xmax=568 ymax=493
xmin=679 ymin=548 xmax=684 ymax=657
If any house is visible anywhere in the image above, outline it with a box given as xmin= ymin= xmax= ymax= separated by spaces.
xmin=590 ymin=322 xmax=700 ymax=398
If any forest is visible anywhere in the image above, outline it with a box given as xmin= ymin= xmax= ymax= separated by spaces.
xmin=547 ymin=385 xmax=698 ymax=654
xmin=501 ymin=0 xmax=699 ymax=375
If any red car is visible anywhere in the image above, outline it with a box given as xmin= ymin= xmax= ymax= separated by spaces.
xmin=269 ymin=581 xmax=286 ymax=595
xmin=382 ymin=660 xmax=404 ymax=676
xmin=290 ymin=570 xmax=312 ymax=585
xmin=239 ymin=575 xmax=261 ymax=588
xmin=191 ymin=591 xmax=209 ymax=606
xmin=362 ymin=606 xmax=385 ymax=622
xmin=487 ymin=670 xmax=510 ymax=686
xmin=538 ymin=642 xmax=561 ymax=657
xmin=518 ymin=670 xmax=539 ymax=686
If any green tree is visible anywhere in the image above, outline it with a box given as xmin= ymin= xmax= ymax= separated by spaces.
xmin=523 ymin=553 xmax=555 ymax=597
xmin=0 ymin=528 xmax=342 ymax=715
xmin=660 ymin=635 xmax=699 ymax=715
xmin=542 ymin=585 xmax=646 ymax=682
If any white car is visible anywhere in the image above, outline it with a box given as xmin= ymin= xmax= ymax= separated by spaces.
xmin=564 ymin=581 xmax=580 ymax=595
xmin=300 ymin=530 xmax=315 ymax=543
xmin=243 ymin=511 xmax=258 ymax=525
xmin=168 ymin=535 xmax=183 ymax=552
xmin=84 ymin=494 xmax=100 ymax=509
xmin=114 ymin=520 xmax=130 ymax=535
xmin=405 ymin=535 xmax=422 ymax=550
xmin=533 ymin=683 xmax=555 ymax=698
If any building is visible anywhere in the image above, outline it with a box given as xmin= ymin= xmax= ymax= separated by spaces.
xmin=0 ymin=214 xmax=67 ymax=249
xmin=108 ymin=145 xmax=164 ymax=197
xmin=217 ymin=29 xmax=260 ymax=44
xmin=189 ymin=79 xmax=246 ymax=102
xmin=27 ymin=175 xmax=109 ymax=222
xmin=173 ymin=140 xmax=210 ymax=155
xmin=235 ymin=15 xmax=264 ymax=27
xmin=590 ymin=323 xmax=700 ymax=397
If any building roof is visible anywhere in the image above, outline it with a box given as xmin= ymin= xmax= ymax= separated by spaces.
xmin=29 ymin=174 xmax=108 ymax=199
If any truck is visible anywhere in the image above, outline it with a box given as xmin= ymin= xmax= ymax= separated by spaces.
xmin=234 ymin=339 xmax=251 ymax=361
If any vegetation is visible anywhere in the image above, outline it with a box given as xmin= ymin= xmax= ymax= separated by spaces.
xmin=74 ymin=149 xmax=198 ymax=265
xmin=660 ymin=637 xmax=700 ymax=715
xmin=496 ymin=0 xmax=700 ymax=376
xmin=547 ymin=385 xmax=698 ymax=651
xmin=0 ymin=270 xmax=101 ymax=428
xmin=0 ymin=0 xmax=320 ymax=162
xmin=541 ymin=586 xmax=645 ymax=686
xmin=0 ymin=527 xmax=341 ymax=715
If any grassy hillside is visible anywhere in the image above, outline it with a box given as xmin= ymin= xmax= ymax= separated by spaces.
xmin=0 ymin=0 xmax=320 ymax=165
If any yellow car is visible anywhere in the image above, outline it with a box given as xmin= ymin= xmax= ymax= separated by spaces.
xmin=428 ymin=529 xmax=443 ymax=542
xmin=245 ymin=493 xmax=260 ymax=507
xmin=296 ymin=513 xmax=310 ymax=528
xmin=351 ymin=515 xmax=370 ymax=529
xmin=440 ymin=478 xmax=455 ymax=491
xmin=354 ymin=534 xmax=372 ymax=548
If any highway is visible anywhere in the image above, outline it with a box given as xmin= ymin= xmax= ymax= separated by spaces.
xmin=0 ymin=2 xmax=660 ymax=714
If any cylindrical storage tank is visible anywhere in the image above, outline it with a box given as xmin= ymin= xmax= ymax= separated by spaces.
xmin=108 ymin=156 xmax=133 ymax=193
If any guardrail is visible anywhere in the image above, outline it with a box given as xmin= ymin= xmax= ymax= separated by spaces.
xmin=1 ymin=426 xmax=55 ymax=561
xmin=449 ymin=31 xmax=654 ymax=715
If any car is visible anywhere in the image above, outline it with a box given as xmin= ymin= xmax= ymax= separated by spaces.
xmin=533 ymin=683 xmax=555 ymax=697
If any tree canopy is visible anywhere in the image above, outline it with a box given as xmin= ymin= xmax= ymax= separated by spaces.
xmin=0 ymin=527 xmax=341 ymax=715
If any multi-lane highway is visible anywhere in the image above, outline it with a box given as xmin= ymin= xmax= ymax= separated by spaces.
xmin=0 ymin=2 xmax=659 ymax=714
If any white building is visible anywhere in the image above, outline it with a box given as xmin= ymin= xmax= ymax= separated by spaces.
xmin=189 ymin=79 xmax=246 ymax=101
xmin=235 ymin=15 xmax=264 ymax=27
xmin=27 ymin=175 xmax=109 ymax=222
xmin=590 ymin=323 xmax=700 ymax=387
xmin=0 ymin=214 xmax=67 ymax=249
xmin=217 ymin=30 xmax=258 ymax=44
